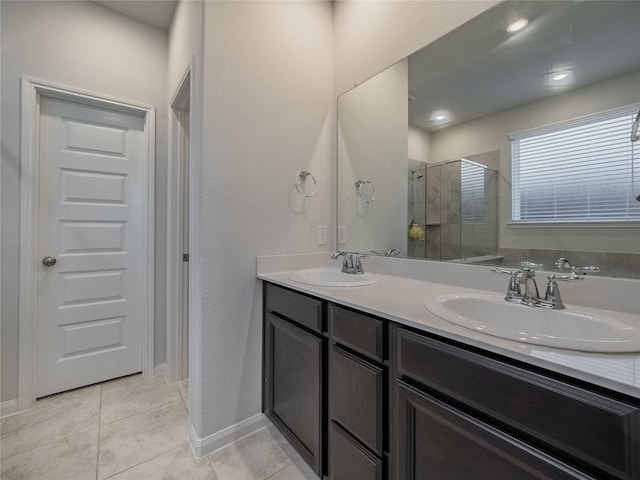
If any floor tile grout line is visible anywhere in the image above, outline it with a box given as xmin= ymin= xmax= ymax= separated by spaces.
xmin=99 ymin=394 xmax=185 ymax=427
xmin=263 ymin=457 xmax=296 ymax=480
xmin=177 ymin=381 xmax=188 ymax=410
xmin=0 ymin=392 xmax=102 ymax=462
xmin=100 ymin=443 xmax=189 ymax=480
xmin=100 ymin=381 xmax=176 ymax=400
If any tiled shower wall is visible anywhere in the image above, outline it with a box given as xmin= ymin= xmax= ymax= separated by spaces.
xmin=408 ymin=151 xmax=499 ymax=260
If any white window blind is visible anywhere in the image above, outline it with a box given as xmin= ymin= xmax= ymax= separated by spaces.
xmin=461 ymin=160 xmax=486 ymax=224
xmin=511 ymin=105 xmax=640 ymax=223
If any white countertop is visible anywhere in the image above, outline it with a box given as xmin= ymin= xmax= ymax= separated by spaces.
xmin=258 ymin=269 xmax=640 ymax=400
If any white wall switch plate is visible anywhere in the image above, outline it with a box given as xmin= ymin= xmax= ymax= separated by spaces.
xmin=338 ymin=226 xmax=347 ymax=245
xmin=317 ymin=225 xmax=328 ymax=245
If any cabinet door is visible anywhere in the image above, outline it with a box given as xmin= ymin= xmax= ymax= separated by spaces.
xmin=396 ymin=381 xmax=596 ymax=480
xmin=267 ymin=313 xmax=323 ymax=475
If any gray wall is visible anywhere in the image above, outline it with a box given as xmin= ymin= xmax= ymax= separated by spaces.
xmin=338 ymin=60 xmax=409 ymax=255
xmin=1 ymin=0 xmax=169 ymax=403
xmin=192 ymin=0 xmax=334 ymax=441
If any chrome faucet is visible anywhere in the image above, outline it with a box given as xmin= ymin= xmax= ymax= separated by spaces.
xmin=556 ymin=257 xmax=572 ymax=271
xmin=540 ymin=273 xmax=584 ymax=309
xmin=331 ymin=252 xmax=367 ymax=274
xmin=491 ymin=266 xmax=584 ymax=309
xmin=518 ymin=268 xmax=540 ymax=306
xmin=371 ymin=248 xmax=400 ymax=257
xmin=555 ymin=257 xmax=600 ymax=275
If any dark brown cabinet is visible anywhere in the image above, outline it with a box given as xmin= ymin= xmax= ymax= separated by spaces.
xmin=262 ymin=281 xmax=640 ymax=480
xmin=331 ymin=346 xmax=383 ymax=454
xmin=396 ymin=381 xmax=596 ymax=480
xmin=263 ymin=284 xmax=326 ymax=477
xmin=331 ymin=422 xmax=383 ymax=480
xmin=395 ymin=326 xmax=640 ymax=480
xmin=329 ymin=304 xmax=387 ymax=480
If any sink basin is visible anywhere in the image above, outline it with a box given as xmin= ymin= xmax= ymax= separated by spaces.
xmin=289 ymin=267 xmax=377 ymax=287
xmin=425 ymin=293 xmax=640 ymax=353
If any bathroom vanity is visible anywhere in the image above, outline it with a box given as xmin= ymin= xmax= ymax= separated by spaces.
xmin=261 ymin=273 xmax=640 ymax=480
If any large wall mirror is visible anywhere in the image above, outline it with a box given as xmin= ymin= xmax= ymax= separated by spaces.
xmin=337 ymin=0 xmax=640 ymax=279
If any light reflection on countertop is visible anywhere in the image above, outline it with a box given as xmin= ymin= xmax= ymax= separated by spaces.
xmin=258 ymin=270 xmax=640 ymax=399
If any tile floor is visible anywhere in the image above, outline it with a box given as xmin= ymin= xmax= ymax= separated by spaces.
xmin=0 ymin=374 xmax=317 ymax=480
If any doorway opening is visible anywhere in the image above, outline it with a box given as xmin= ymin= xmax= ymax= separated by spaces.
xmin=167 ymin=67 xmax=192 ymax=384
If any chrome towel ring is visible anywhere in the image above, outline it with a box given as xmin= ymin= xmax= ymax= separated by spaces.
xmin=356 ymin=179 xmax=376 ymax=203
xmin=295 ymin=170 xmax=317 ymax=197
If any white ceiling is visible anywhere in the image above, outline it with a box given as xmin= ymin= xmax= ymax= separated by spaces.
xmin=93 ymin=0 xmax=178 ymax=31
xmin=408 ymin=1 xmax=640 ymax=132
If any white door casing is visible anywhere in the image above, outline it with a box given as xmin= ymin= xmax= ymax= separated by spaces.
xmin=36 ymin=96 xmax=144 ymax=397
xmin=19 ymin=78 xmax=155 ymax=408
xmin=167 ymin=65 xmax=192 ymax=384
xmin=180 ymin=111 xmax=190 ymax=380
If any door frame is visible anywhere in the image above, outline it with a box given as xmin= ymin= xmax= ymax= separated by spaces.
xmin=166 ymin=62 xmax=194 ymax=384
xmin=18 ymin=77 xmax=156 ymax=411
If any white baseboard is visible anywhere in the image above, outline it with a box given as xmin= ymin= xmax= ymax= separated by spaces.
xmin=154 ymin=362 xmax=167 ymax=377
xmin=189 ymin=413 xmax=268 ymax=458
xmin=1 ymin=399 xmax=18 ymax=418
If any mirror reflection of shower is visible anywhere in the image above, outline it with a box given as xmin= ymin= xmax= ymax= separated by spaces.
xmin=408 ymin=163 xmax=426 ymax=245
xmin=407 ymin=152 xmax=500 ymax=262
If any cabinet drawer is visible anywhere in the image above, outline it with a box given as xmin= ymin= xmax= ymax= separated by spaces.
xmin=331 ymin=346 xmax=384 ymax=454
xmin=329 ymin=304 xmax=384 ymax=361
xmin=265 ymin=283 xmax=323 ymax=333
xmin=331 ymin=422 xmax=383 ymax=480
xmin=398 ymin=329 xmax=640 ymax=480
xmin=396 ymin=381 xmax=596 ymax=480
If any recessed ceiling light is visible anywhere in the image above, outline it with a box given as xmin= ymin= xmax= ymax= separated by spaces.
xmin=506 ymin=18 xmax=528 ymax=33
xmin=430 ymin=111 xmax=449 ymax=125
xmin=551 ymin=71 xmax=571 ymax=81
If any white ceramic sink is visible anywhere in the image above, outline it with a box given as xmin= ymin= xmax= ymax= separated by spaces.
xmin=289 ymin=267 xmax=377 ymax=287
xmin=425 ymin=293 xmax=640 ymax=353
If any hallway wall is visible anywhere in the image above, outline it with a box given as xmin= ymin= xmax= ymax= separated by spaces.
xmin=190 ymin=0 xmax=334 ymax=446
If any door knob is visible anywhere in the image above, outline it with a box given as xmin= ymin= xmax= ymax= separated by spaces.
xmin=42 ymin=256 xmax=57 ymax=267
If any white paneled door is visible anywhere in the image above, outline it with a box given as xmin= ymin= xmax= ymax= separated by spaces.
xmin=36 ymin=95 xmax=145 ymax=397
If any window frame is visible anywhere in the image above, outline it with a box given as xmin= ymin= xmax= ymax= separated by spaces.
xmin=509 ymin=103 xmax=640 ymax=225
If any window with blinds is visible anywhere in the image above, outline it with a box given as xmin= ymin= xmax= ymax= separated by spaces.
xmin=510 ymin=104 xmax=640 ymax=223
xmin=461 ymin=160 xmax=487 ymax=224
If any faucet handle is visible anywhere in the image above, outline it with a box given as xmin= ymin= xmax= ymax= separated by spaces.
xmin=490 ymin=267 xmax=519 ymax=276
xmin=543 ymin=278 xmax=564 ymax=309
xmin=572 ymin=265 xmax=600 ymax=274
xmin=521 ymin=261 xmax=543 ymax=270
xmin=490 ymin=267 xmax=522 ymax=298
xmin=352 ymin=253 xmax=367 ymax=274
xmin=548 ymin=272 xmax=585 ymax=282
xmin=555 ymin=257 xmax=599 ymax=274
xmin=541 ymin=273 xmax=584 ymax=309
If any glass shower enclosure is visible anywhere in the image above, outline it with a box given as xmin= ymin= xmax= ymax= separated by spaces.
xmin=408 ymin=158 xmax=498 ymax=262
